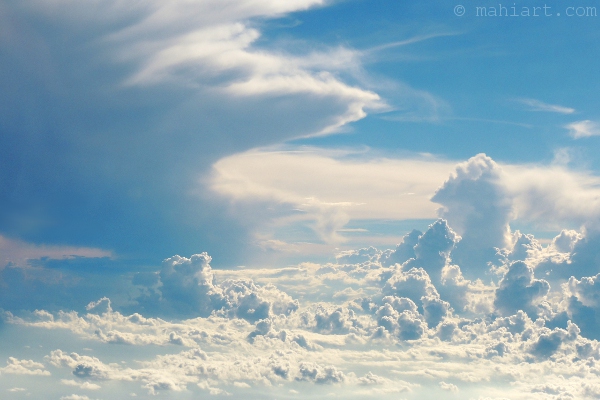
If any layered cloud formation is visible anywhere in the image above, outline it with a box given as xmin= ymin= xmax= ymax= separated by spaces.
xmin=0 ymin=0 xmax=384 ymax=262
xmin=209 ymin=150 xmax=600 ymax=264
xmin=3 ymin=154 xmax=600 ymax=399
xmin=4 ymin=221 xmax=600 ymax=398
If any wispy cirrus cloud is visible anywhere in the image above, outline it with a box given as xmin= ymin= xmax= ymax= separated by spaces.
xmin=516 ymin=98 xmax=575 ymax=114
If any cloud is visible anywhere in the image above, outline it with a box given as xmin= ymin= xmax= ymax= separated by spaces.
xmin=209 ymin=148 xmax=455 ymax=246
xmin=516 ymin=98 xmax=575 ymax=114
xmin=503 ymin=164 xmax=600 ymax=230
xmin=494 ymin=261 xmax=550 ymax=317
xmin=403 ymin=219 xmax=459 ymax=282
xmin=133 ymin=253 xmax=298 ymax=321
xmin=60 ymin=396 xmax=94 ymax=400
xmin=0 ymin=357 xmax=50 ymax=376
xmin=61 ymin=379 xmax=101 ymax=390
xmin=563 ymin=273 xmax=600 ymax=339
xmin=0 ymin=235 xmax=112 ymax=268
xmin=432 ymin=154 xmax=512 ymax=277
xmin=565 ymin=120 xmax=600 ymax=138
xmin=156 ymin=253 xmax=224 ymax=317
xmin=382 ymin=267 xmax=439 ymax=303
xmin=296 ymin=362 xmax=345 ymax=384
xmin=439 ymin=381 xmax=459 ymax=392
xmin=0 ymin=0 xmax=385 ymax=263
xmin=4 ymin=237 xmax=600 ymax=399
xmin=209 ymin=149 xmax=600 ymax=266
xmin=527 ymin=322 xmax=579 ymax=360
xmin=381 ymin=229 xmax=421 ymax=267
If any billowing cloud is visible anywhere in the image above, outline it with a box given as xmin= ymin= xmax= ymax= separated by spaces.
xmin=133 ymin=253 xmax=298 ymax=321
xmin=494 ymin=261 xmax=550 ymax=317
xmin=563 ymin=273 xmax=600 ymax=339
xmin=432 ymin=154 xmax=512 ymax=278
xmin=3 ymin=152 xmax=600 ymax=398
xmin=4 ymin=221 xmax=600 ymax=399
xmin=209 ymin=150 xmax=600 ymax=266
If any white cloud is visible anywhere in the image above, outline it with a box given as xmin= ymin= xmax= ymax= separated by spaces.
xmin=565 ymin=120 xmax=600 ymax=138
xmin=0 ymin=0 xmax=392 ymax=263
xmin=208 ymin=149 xmax=600 ymax=265
xmin=516 ymin=98 xmax=575 ymax=114
xmin=493 ymin=261 xmax=550 ymax=317
xmin=439 ymin=381 xmax=459 ymax=392
xmin=61 ymin=379 xmax=101 ymax=390
xmin=132 ymin=253 xmax=299 ymax=321
xmin=211 ymin=150 xmax=600 ymax=245
xmin=82 ymin=0 xmax=384 ymax=137
xmin=4 ymin=231 xmax=600 ymax=399
xmin=60 ymin=395 xmax=94 ymax=400
xmin=209 ymin=148 xmax=456 ymax=245
xmin=503 ymin=164 xmax=600 ymax=229
xmin=0 ymin=357 xmax=50 ymax=376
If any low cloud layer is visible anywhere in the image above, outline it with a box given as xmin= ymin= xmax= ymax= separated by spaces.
xmin=3 ymin=153 xmax=600 ymax=398
xmin=4 ymin=210 xmax=600 ymax=398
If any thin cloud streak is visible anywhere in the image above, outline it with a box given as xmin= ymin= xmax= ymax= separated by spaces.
xmin=516 ymin=98 xmax=575 ymax=114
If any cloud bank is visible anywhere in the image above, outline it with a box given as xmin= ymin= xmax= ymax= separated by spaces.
xmin=2 ymin=153 xmax=600 ymax=398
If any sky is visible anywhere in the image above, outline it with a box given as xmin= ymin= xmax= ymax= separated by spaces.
xmin=2 ymin=0 xmax=600 ymax=398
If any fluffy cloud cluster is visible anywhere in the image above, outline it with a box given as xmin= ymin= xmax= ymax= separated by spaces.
xmin=4 ymin=208 xmax=600 ymax=398
xmin=132 ymin=253 xmax=298 ymax=322
xmin=3 ymin=154 xmax=600 ymax=398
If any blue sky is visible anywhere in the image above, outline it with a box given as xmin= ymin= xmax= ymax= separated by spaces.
xmin=2 ymin=0 xmax=600 ymax=398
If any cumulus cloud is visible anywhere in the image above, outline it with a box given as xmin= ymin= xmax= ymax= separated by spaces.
xmin=403 ymin=219 xmax=459 ymax=283
xmin=377 ymin=299 xmax=427 ymax=340
xmin=0 ymin=357 xmax=50 ymax=376
xmin=439 ymin=381 xmax=459 ymax=392
xmin=432 ymin=154 xmax=512 ymax=278
xmin=156 ymin=253 xmax=223 ymax=317
xmin=381 ymin=229 xmax=421 ymax=267
xmin=60 ymin=395 xmax=94 ymax=400
xmin=382 ymin=267 xmax=439 ymax=304
xmin=5 ymin=150 xmax=600 ymax=397
xmin=563 ymin=274 xmax=600 ymax=338
xmin=494 ymin=261 xmax=550 ymax=317
xmin=133 ymin=253 xmax=298 ymax=321
xmin=4 ymin=240 xmax=600 ymax=399
xmin=61 ymin=379 xmax=101 ymax=390
xmin=296 ymin=362 xmax=345 ymax=384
